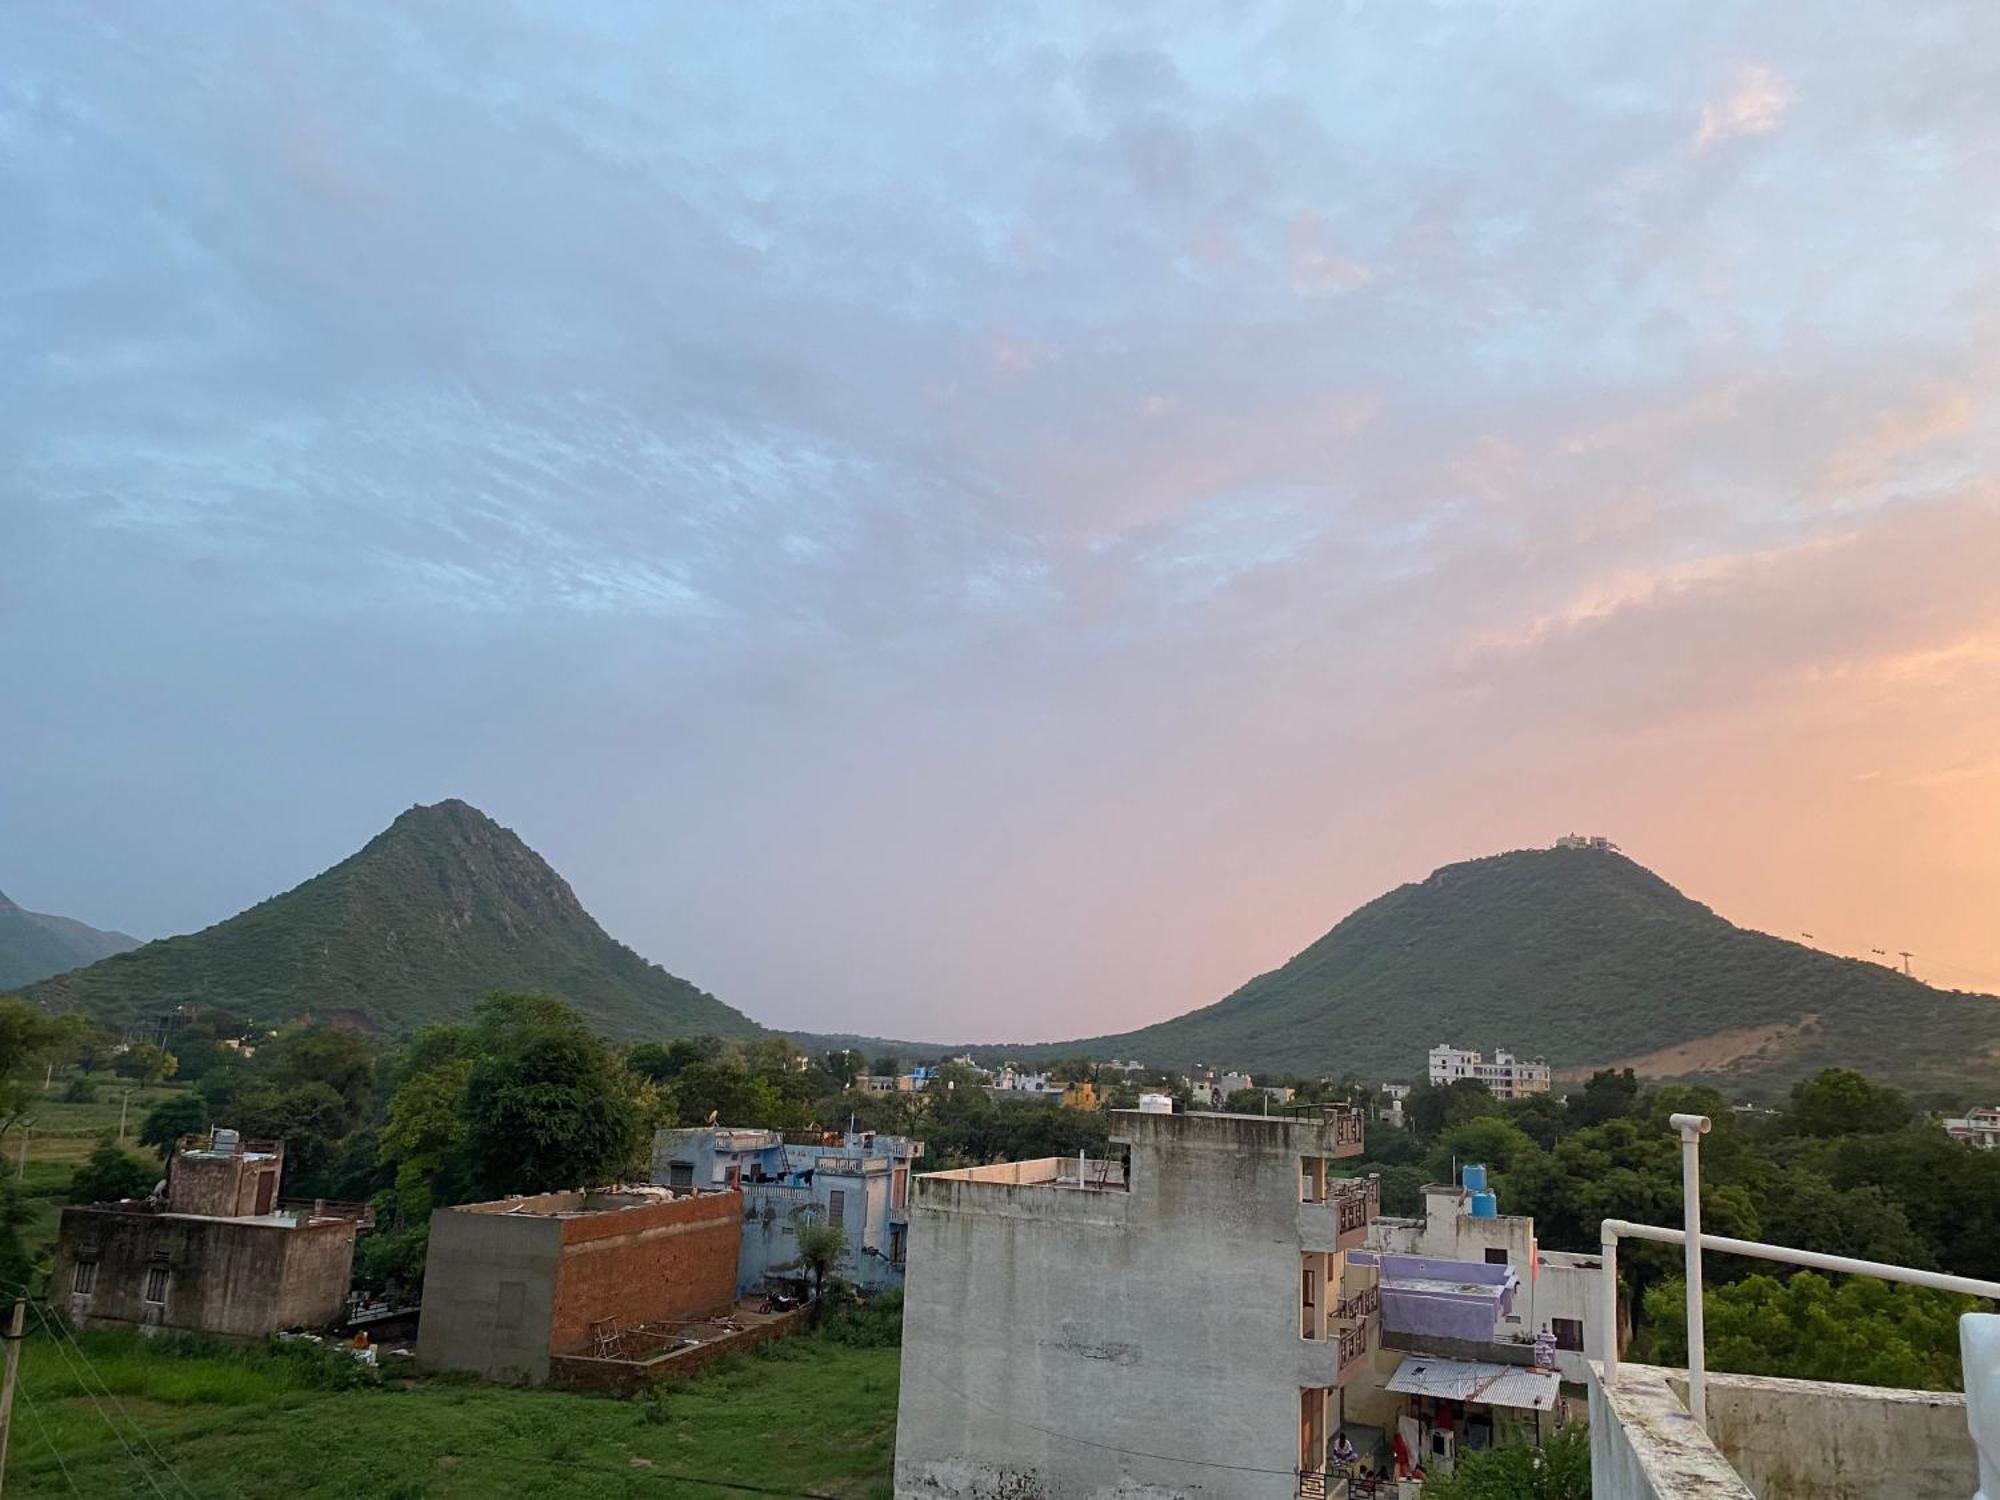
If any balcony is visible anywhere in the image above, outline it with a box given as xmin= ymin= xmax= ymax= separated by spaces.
xmin=1335 ymin=1319 xmax=1373 ymax=1386
xmin=1332 ymin=1286 xmax=1379 ymax=1324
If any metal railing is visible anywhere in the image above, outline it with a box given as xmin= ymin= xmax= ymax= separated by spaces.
xmin=1333 ymin=1286 xmax=1379 ymax=1323
xmin=1338 ymin=1320 xmax=1370 ymax=1366
xmin=1601 ymin=1113 xmax=2000 ymax=1427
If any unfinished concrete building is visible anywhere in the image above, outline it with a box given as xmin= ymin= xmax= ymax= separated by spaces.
xmin=894 ymin=1106 xmax=1382 ymax=1500
xmin=52 ymin=1130 xmax=360 ymax=1340
xmin=416 ymin=1185 xmax=740 ymax=1385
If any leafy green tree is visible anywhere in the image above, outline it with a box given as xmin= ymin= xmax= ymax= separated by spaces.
xmin=670 ymin=1060 xmax=791 ymax=1131
xmin=1409 ymin=1079 xmax=1502 ymax=1138
xmin=795 ymin=1220 xmax=848 ymax=1309
xmin=0 ymin=1185 xmax=35 ymax=1297
xmin=1644 ymin=1271 xmax=1977 ymax=1390
xmin=1426 ymin=1426 xmax=1588 ymax=1500
xmin=115 ymin=1044 xmax=176 ymax=1086
xmin=138 ymin=1094 xmax=209 ymax=1160
xmin=461 ymin=993 xmax=645 ymax=1196
xmin=0 ymin=1002 xmax=85 ymax=1150
xmin=1566 ymin=1068 xmax=1641 ymax=1127
xmin=380 ymin=1056 xmax=474 ymax=1217
xmin=69 ymin=1139 xmax=159 ymax=1204
xmin=1788 ymin=1068 xmax=1910 ymax=1138
xmin=1428 ymin=1118 xmax=1539 ymax=1180
xmin=267 ymin=1027 xmax=376 ymax=1128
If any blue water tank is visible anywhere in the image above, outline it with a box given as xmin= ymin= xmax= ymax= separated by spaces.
xmin=1471 ymin=1189 xmax=1498 ymax=1218
xmin=1461 ymin=1163 xmax=1488 ymax=1191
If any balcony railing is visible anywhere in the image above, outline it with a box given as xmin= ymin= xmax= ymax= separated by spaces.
xmin=1333 ymin=1286 xmax=1378 ymax=1323
xmin=1338 ymin=1321 xmax=1370 ymax=1367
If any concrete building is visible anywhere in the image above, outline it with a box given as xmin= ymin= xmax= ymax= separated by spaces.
xmin=894 ymin=1106 xmax=1382 ymax=1499
xmin=1944 ymin=1105 xmax=2000 ymax=1148
xmin=1058 ymin=1080 xmax=1098 ymax=1111
xmin=651 ymin=1127 xmax=923 ymax=1293
xmin=1363 ymin=1175 xmax=1609 ymax=1385
xmin=416 ymin=1185 xmax=739 ymax=1385
xmin=1428 ymin=1043 xmax=1552 ymax=1100
xmin=1554 ymin=833 xmax=1618 ymax=851
xmin=53 ymin=1131 xmax=359 ymax=1341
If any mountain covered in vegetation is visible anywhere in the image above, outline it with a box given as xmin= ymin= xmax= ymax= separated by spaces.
xmin=851 ymin=848 xmax=2000 ymax=1099
xmin=0 ymin=890 xmax=138 ymax=990
xmin=23 ymin=800 xmax=759 ymax=1041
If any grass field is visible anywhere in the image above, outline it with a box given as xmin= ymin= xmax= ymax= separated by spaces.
xmin=4 ymin=1076 xmax=186 ymax=1265
xmin=5 ymin=1325 xmax=901 ymax=1498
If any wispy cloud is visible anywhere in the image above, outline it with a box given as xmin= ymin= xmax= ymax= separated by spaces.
xmin=1694 ymin=64 xmax=1799 ymax=150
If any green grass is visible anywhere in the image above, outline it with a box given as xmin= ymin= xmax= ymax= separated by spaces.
xmin=5 ymin=1327 xmax=899 ymax=1498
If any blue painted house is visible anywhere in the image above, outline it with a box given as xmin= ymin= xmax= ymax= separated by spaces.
xmin=650 ymin=1127 xmax=924 ymax=1294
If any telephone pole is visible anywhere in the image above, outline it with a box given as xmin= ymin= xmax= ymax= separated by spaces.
xmin=0 ymin=1296 xmax=28 ymax=1493
xmin=1899 ymin=951 xmax=1914 ymax=976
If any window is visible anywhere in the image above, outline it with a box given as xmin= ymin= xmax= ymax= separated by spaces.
xmin=143 ymin=1266 xmax=167 ymax=1304
xmin=668 ymin=1162 xmax=694 ymax=1188
xmin=1552 ymin=1317 xmax=1585 ymax=1352
xmin=1484 ymin=1247 xmax=1509 ymax=1265
xmin=72 ymin=1261 xmax=97 ymax=1297
xmin=826 ymin=1188 xmax=845 ymax=1225
xmin=496 ymin=1281 xmax=525 ymax=1332
xmin=1300 ymin=1257 xmax=1319 ymax=1340
xmin=889 ymin=1225 xmax=906 ymax=1266
xmin=892 ymin=1167 xmax=908 ymax=1210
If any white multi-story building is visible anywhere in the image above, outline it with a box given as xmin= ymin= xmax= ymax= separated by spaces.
xmin=1944 ymin=1106 xmax=2000 ymax=1149
xmin=1428 ymin=1044 xmax=1551 ymax=1100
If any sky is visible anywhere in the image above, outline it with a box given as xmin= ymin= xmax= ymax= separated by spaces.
xmin=5 ymin=2 xmax=2000 ymax=1040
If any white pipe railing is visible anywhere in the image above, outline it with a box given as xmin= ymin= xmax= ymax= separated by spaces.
xmin=1600 ymin=1114 xmax=2000 ymax=1423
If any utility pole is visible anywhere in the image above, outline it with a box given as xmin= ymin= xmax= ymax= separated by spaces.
xmin=118 ymin=1090 xmax=134 ymax=1144
xmin=11 ymin=1126 xmax=27 ymax=1184
xmin=0 ymin=1295 xmax=25 ymax=1492
xmin=1899 ymin=951 xmax=1914 ymax=976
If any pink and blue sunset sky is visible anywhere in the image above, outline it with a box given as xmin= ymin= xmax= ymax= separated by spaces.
xmin=4 ymin=2 xmax=1999 ymax=1038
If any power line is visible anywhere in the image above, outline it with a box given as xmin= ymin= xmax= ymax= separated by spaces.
xmin=35 ymin=1304 xmax=199 ymax=1500
xmin=22 ymin=1301 xmax=175 ymax=1500
xmin=17 ymin=1380 xmax=81 ymax=1495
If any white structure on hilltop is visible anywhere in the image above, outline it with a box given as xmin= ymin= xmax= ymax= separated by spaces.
xmin=1554 ymin=833 xmax=1618 ymax=851
xmin=1429 ymin=1044 xmax=1551 ymax=1100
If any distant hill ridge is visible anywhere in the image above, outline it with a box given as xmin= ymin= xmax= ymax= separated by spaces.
xmin=23 ymin=800 xmax=759 ymax=1041
xmin=802 ymin=847 xmax=2000 ymax=1099
xmin=0 ymin=889 xmax=139 ymax=991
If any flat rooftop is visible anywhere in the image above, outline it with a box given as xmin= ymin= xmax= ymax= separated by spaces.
xmin=453 ymin=1186 xmax=718 ymax=1218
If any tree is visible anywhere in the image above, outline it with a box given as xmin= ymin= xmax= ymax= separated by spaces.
xmin=115 ymin=1044 xmax=177 ymax=1086
xmin=0 ymin=1001 xmax=85 ymax=1145
xmin=1788 ymin=1069 xmax=1910 ymax=1138
xmin=1566 ymin=1068 xmax=1641 ymax=1127
xmin=380 ymin=1057 xmax=474 ymax=1217
xmin=1409 ymin=1079 xmax=1501 ymax=1138
xmin=70 ymin=1139 xmax=159 ymax=1204
xmin=1644 ymin=1271 xmax=1975 ymax=1390
xmin=267 ymin=1027 xmax=377 ymax=1127
xmin=0 ymin=1185 xmax=34 ymax=1298
xmin=138 ymin=1094 xmax=209 ymax=1160
xmin=795 ymin=1220 xmax=848 ymax=1310
xmin=1426 ymin=1426 xmax=1588 ymax=1500
xmin=460 ymin=993 xmax=645 ymax=1197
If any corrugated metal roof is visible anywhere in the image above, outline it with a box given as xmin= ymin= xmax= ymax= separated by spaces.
xmin=1383 ymin=1357 xmax=1560 ymax=1411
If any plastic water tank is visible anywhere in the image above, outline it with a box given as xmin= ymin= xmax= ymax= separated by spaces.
xmin=1471 ymin=1189 xmax=1499 ymax=1218
xmin=1461 ymin=1162 xmax=1488 ymax=1191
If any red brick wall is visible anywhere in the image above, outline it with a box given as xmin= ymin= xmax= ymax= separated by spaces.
xmin=547 ymin=1192 xmax=740 ymax=1354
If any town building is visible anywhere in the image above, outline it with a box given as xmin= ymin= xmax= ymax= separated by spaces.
xmin=1219 ymin=1070 xmax=1255 ymax=1097
xmin=1553 ymin=833 xmax=1618 ymax=851
xmin=1058 ymin=1080 xmax=1098 ymax=1111
xmin=53 ymin=1130 xmax=360 ymax=1341
xmin=415 ymin=1184 xmax=740 ymax=1385
xmin=651 ymin=1126 xmax=923 ymax=1293
xmin=1362 ymin=1170 xmax=1609 ymax=1386
xmin=895 ymin=1106 xmax=1383 ymax=1498
xmin=1944 ymin=1105 xmax=2000 ymax=1148
xmin=1428 ymin=1043 xmax=1552 ymax=1100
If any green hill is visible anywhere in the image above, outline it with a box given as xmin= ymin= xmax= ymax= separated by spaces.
xmin=815 ymin=847 xmax=2000 ymax=1100
xmin=22 ymin=800 xmax=760 ymax=1042
xmin=0 ymin=891 xmax=138 ymax=990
